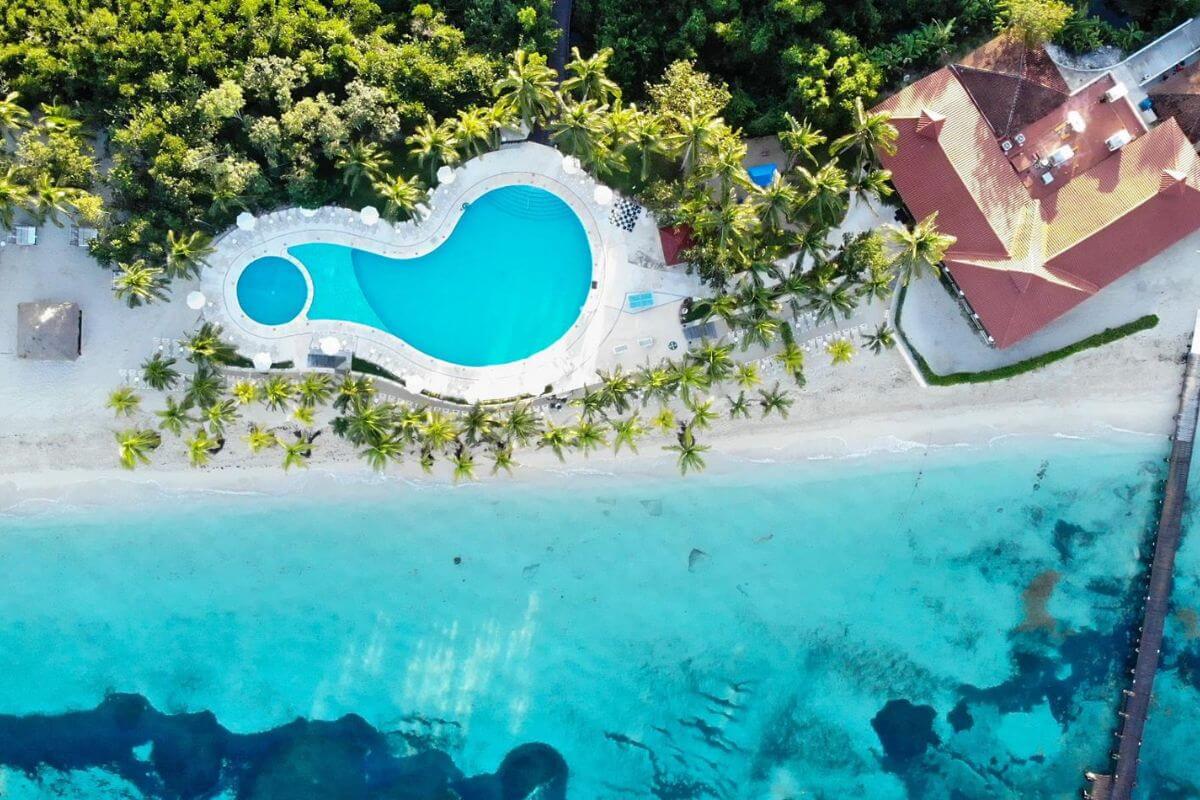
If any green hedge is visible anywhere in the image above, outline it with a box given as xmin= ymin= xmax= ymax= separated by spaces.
xmin=351 ymin=355 xmax=404 ymax=384
xmin=894 ymin=285 xmax=1158 ymax=386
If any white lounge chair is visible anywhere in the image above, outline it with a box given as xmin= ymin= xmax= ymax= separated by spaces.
xmin=638 ymin=337 xmax=655 ymax=349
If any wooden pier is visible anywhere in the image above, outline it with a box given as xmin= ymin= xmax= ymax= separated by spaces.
xmin=1084 ymin=311 xmax=1200 ymax=800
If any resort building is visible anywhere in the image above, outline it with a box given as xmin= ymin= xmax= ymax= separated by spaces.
xmin=874 ymin=38 xmax=1200 ymax=348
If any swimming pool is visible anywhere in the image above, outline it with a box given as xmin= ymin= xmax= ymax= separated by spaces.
xmin=235 ymin=184 xmax=593 ymax=367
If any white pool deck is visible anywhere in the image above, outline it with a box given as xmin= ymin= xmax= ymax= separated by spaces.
xmin=202 ymin=142 xmax=703 ymax=401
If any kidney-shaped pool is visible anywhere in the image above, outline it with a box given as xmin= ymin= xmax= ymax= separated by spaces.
xmin=234 ymin=184 xmax=594 ymax=367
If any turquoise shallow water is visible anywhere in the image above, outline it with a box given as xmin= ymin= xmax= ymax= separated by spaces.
xmin=0 ymin=437 xmax=1196 ymax=798
xmin=275 ymin=185 xmax=592 ymax=366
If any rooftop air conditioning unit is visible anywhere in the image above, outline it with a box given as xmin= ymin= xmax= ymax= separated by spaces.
xmin=1049 ymin=144 xmax=1075 ymax=166
xmin=1040 ymin=171 xmax=1055 ymax=185
xmin=1067 ymin=110 xmax=1086 ymax=133
xmin=1014 ymin=133 xmax=1027 ymax=145
xmin=1104 ymin=82 xmax=1129 ymax=103
xmin=1001 ymin=139 xmax=1013 ymax=152
xmin=1106 ymin=129 xmax=1134 ymax=151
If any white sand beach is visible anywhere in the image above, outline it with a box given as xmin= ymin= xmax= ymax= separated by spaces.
xmin=2 ymin=209 xmax=1197 ymax=505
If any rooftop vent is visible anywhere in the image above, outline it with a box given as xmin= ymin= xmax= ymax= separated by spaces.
xmin=1104 ymin=82 xmax=1129 ymax=103
xmin=1048 ymin=144 xmax=1075 ymax=167
xmin=916 ymin=108 xmax=946 ymax=140
xmin=1040 ymin=171 xmax=1055 ymax=185
xmin=1160 ymin=168 xmax=1188 ymax=195
xmin=1106 ymin=129 xmax=1134 ymax=151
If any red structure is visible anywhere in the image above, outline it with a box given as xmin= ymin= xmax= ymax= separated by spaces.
xmin=874 ymin=38 xmax=1200 ymax=347
xmin=658 ymin=225 xmax=696 ymax=267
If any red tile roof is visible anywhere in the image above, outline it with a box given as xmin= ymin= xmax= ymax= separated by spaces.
xmin=874 ymin=40 xmax=1200 ymax=347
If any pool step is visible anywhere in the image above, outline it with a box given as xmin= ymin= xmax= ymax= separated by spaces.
xmin=484 ymin=185 xmax=576 ymax=221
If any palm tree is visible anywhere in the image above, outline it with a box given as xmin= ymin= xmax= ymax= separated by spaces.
xmin=686 ymin=396 xmax=718 ymax=430
xmin=572 ymin=419 xmax=608 ymax=455
xmin=245 ymin=425 xmax=279 ymax=453
xmin=665 ymin=426 xmax=709 ymax=475
xmin=702 ymin=136 xmax=751 ymax=196
xmin=562 ymin=47 xmax=621 ymax=103
xmin=571 ymin=388 xmax=607 ymax=420
xmin=0 ymin=166 xmax=29 ymax=229
xmin=141 ymin=352 xmax=180 ymax=390
xmin=451 ymin=448 xmax=477 ymax=482
xmin=38 ymin=102 xmax=82 ymax=137
xmin=156 ymin=396 xmax=195 ymax=436
xmin=115 ymin=428 xmax=161 ymax=470
xmin=420 ymin=409 xmax=460 ymax=452
xmin=727 ymin=391 xmax=752 ymax=419
xmin=202 ymin=399 xmax=239 ymax=435
xmin=610 ymin=414 xmax=646 ymax=454
xmin=113 ymin=260 xmax=168 ymax=307
xmin=334 ymin=375 xmax=376 ymax=412
xmin=0 ymin=91 xmax=30 ymax=134
xmin=538 ymin=421 xmax=575 ymax=461
xmin=854 ymin=168 xmax=893 ymax=209
xmin=296 ymin=373 xmax=334 ymax=407
xmin=339 ymin=397 xmax=393 ymax=445
xmin=809 ymin=282 xmax=856 ymax=325
xmin=864 ymin=323 xmax=897 ymax=354
xmin=185 ymin=365 xmax=224 ymax=408
xmin=758 ymin=383 xmax=793 ymax=418
xmin=28 ymin=174 xmax=74 ymax=225
xmin=462 ymin=403 xmax=498 ymax=445
xmin=407 ymin=115 xmax=460 ymax=183
xmin=796 ymin=162 xmax=849 ymax=228
xmin=671 ymin=360 xmax=711 ymax=403
xmin=826 ymin=338 xmax=856 ymax=365
xmin=650 ymin=406 xmax=676 ymax=433
xmin=231 ymin=379 xmax=261 ymax=405
xmin=281 ymin=437 xmax=312 ymax=470
xmin=336 ymin=140 xmax=391 ymax=195
xmin=734 ymin=362 xmax=761 ymax=390
xmin=779 ymin=113 xmax=826 ymax=170
xmin=690 ymin=340 xmax=734 ymax=384
xmin=697 ymin=197 xmax=758 ymax=256
xmin=373 ymin=173 xmax=426 ymax=222
xmin=626 ymin=109 xmax=668 ymax=182
xmin=738 ymin=315 xmax=780 ymax=352
xmin=261 ymin=375 xmax=296 ymax=411
xmin=501 ymin=404 xmax=541 ymax=446
xmin=775 ymin=341 xmax=806 ymax=386
xmin=361 ymin=432 xmax=404 ymax=471
xmin=106 ymin=386 xmax=141 ymax=417
xmin=293 ymin=404 xmax=316 ymax=427
xmin=752 ymin=174 xmax=799 ymax=231
xmin=490 ymin=443 xmax=517 ymax=475
xmin=597 ymin=366 xmax=637 ymax=414
xmin=165 ymin=230 xmax=215 ymax=280
xmin=887 ymin=212 xmax=956 ymax=285
xmin=185 ymin=428 xmax=220 ymax=467
xmin=182 ymin=322 xmax=236 ymax=365
xmin=550 ymin=100 xmax=605 ymax=162
xmin=636 ymin=362 xmax=676 ymax=406
xmin=493 ymin=49 xmax=559 ymax=130
xmin=669 ymin=103 xmax=723 ymax=176
xmin=830 ymin=97 xmax=898 ymax=176
xmin=699 ymin=293 xmax=740 ymax=328
xmin=454 ymin=107 xmax=494 ymax=159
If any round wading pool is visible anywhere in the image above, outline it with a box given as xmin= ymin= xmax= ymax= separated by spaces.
xmin=236 ymin=256 xmax=309 ymax=326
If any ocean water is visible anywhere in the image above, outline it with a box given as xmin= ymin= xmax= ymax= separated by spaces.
xmin=286 ymin=184 xmax=592 ymax=366
xmin=0 ymin=435 xmax=1194 ymax=799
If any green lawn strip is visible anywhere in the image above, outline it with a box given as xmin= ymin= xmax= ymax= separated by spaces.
xmin=894 ymin=284 xmax=1158 ymax=386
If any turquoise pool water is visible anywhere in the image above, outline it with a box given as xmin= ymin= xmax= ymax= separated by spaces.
xmin=235 ymin=255 xmax=308 ymax=325
xmin=1 ymin=437 xmax=1196 ymax=798
xmin=237 ymin=185 xmax=593 ymax=367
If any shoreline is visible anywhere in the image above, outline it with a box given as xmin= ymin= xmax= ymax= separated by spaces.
xmin=0 ymin=393 xmax=1173 ymax=514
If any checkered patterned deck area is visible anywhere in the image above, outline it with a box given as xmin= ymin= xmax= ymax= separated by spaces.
xmin=608 ymin=197 xmax=642 ymax=231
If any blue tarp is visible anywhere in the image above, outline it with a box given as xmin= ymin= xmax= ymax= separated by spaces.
xmin=747 ymin=163 xmax=778 ymax=187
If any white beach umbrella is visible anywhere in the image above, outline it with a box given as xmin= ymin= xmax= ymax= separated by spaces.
xmin=436 ymin=165 xmax=456 ymax=184
xmin=360 ymin=205 xmax=380 ymax=225
xmin=299 ymin=207 xmax=319 ymax=218
xmin=185 ymin=290 xmax=207 ymax=310
xmin=236 ymin=211 xmax=257 ymax=231
xmin=415 ymin=203 xmax=431 ymax=219
xmin=252 ymin=352 xmax=274 ymax=372
xmin=319 ymin=336 xmax=341 ymax=356
xmin=562 ymin=155 xmax=582 ymax=175
xmin=593 ymin=185 xmax=614 ymax=205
